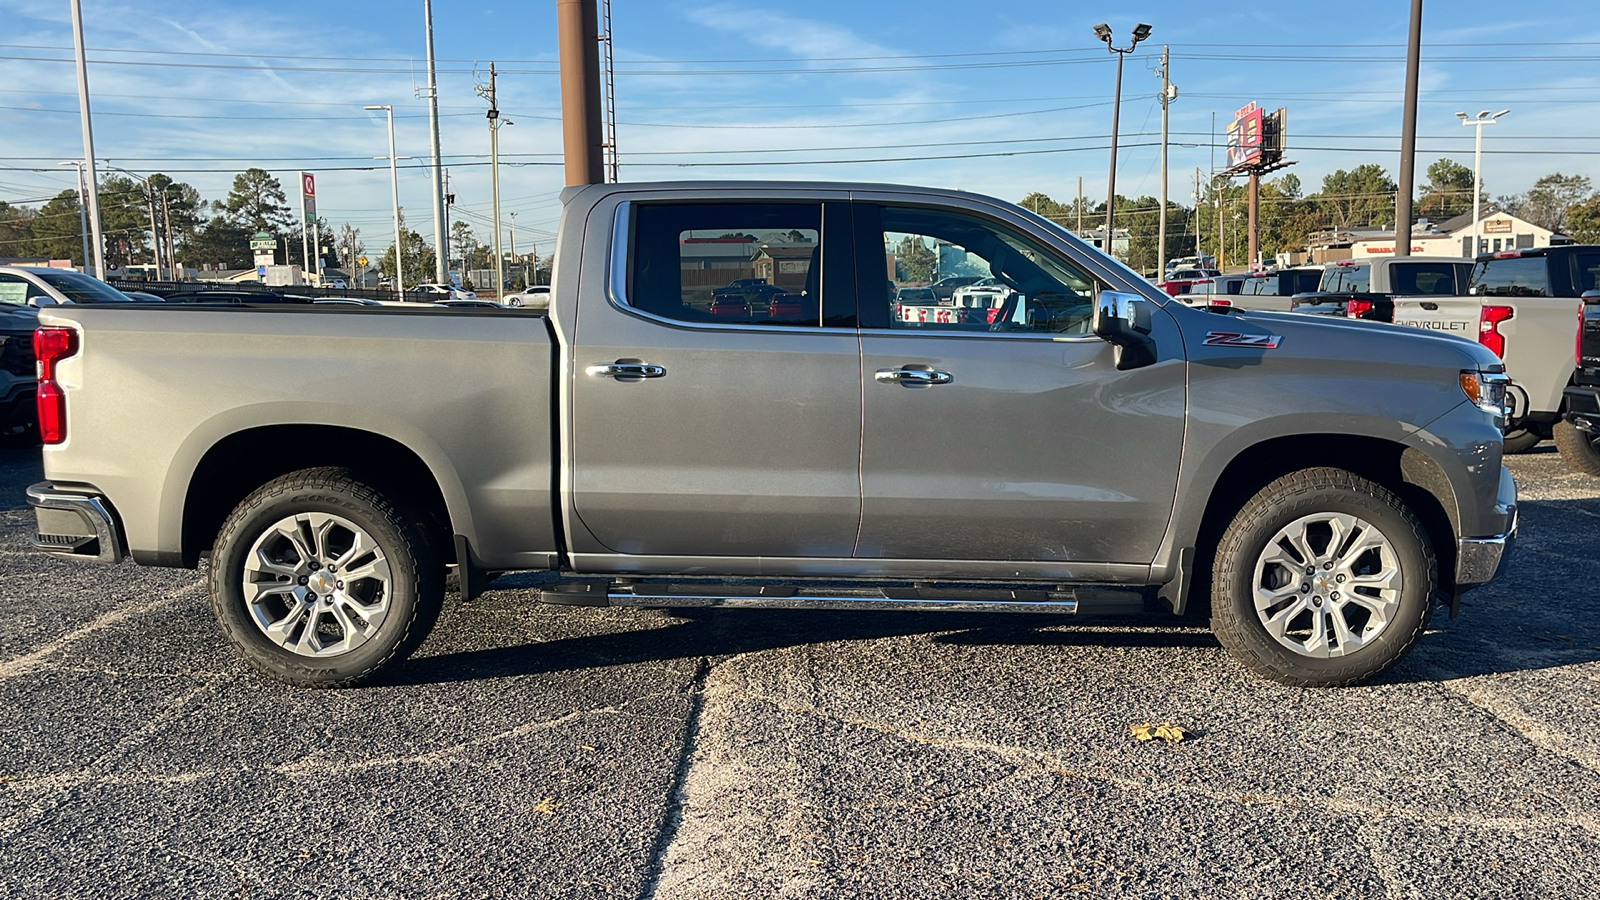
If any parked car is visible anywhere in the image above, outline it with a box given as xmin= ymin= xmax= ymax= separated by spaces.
xmin=949 ymin=276 xmax=1014 ymax=308
xmin=438 ymin=299 xmax=506 ymax=309
xmin=120 ymin=291 xmax=166 ymax=303
xmin=1376 ymin=246 xmax=1597 ymax=458
xmin=895 ymin=286 xmax=938 ymax=304
xmin=1559 ymin=289 xmax=1600 ymax=473
xmin=0 ymin=304 xmax=38 ymax=443
xmin=160 ymin=289 xmax=295 ymax=305
xmin=28 ymin=179 xmax=1516 ymax=692
xmin=0 ymin=266 xmax=134 ymax=305
xmin=412 ymin=283 xmax=477 ymax=302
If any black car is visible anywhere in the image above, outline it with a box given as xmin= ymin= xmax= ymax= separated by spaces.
xmin=0 ymin=305 xmax=39 ymax=443
xmin=159 ymin=289 xmax=298 ymax=305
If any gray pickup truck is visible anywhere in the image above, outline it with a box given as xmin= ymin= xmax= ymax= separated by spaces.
xmin=27 ymin=181 xmax=1518 ymax=688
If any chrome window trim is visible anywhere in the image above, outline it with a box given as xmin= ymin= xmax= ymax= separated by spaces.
xmin=605 ymin=199 xmax=855 ymax=336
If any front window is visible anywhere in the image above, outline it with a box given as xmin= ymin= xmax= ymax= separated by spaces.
xmin=873 ymin=205 xmax=1097 ymax=335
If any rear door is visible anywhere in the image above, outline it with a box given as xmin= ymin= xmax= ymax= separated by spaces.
xmin=567 ymin=195 xmax=864 ymax=562
xmin=851 ymin=199 xmax=1186 ymax=572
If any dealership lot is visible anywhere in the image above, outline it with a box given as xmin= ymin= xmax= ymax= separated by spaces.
xmin=1 ymin=444 xmax=1597 ymax=899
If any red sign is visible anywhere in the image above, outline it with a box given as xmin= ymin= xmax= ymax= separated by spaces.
xmin=1227 ymin=104 xmax=1264 ymax=168
xmin=302 ymin=172 xmax=316 ymax=199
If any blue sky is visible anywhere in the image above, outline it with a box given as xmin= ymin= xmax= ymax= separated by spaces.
xmin=2 ymin=0 xmax=1597 ymax=256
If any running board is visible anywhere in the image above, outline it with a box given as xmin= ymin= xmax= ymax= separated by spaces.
xmin=538 ymin=580 xmax=1148 ymax=615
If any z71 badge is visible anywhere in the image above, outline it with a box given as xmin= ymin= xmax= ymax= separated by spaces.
xmin=1204 ymin=331 xmax=1282 ymax=349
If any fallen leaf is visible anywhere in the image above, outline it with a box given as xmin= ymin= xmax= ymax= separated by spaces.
xmin=1129 ymin=722 xmax=1190 ymax=743
xmin=531 ymin=797 xmax=558 ymax=816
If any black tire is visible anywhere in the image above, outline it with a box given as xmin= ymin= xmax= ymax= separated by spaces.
xmin=1500 ymin=428 xmax=1542 ymax=454
xmin=1553 ymin=420 xmax=1600 ymax=476
xmin=208 ymin=467 xmax=443 ymax=688
xmin=1209 ymin=467 xmax=1436 ymax=687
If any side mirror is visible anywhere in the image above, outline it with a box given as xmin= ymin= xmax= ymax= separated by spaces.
xmin=1581 ymin=290 xmax=1600 ymax=306
xmin=1093 ymin=290 xmax=1158 ymax=370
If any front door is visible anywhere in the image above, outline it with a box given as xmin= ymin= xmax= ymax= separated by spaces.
xmin=854 ymin=201 xmax=1186 ymax=568
xmin=568 ymin=197 xmax=863 ymax=561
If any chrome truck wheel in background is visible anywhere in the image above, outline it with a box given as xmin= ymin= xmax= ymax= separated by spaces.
xmin=208 ymin=468 xmax=443 ymax=688
xmin=242 ymin=512 xmax=393 ymax=657
xmin=1210 ymin=468 xmax=1436 ymax=687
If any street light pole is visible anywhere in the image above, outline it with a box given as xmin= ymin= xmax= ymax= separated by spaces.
xmin=365 ymin=104 xmax=405 ymax=301
xmin=1393 ymin=0 xmax=1423 ymax=259
xmin=57 ymin=161 xmax=91 ymax=271
xmin=1458 ymin=109 xmax=1509 ymax=258
xmin=423 ymin=0 xmax=447 ymax=284
xmin=509 ymin=211 xmax=518 ymax=285
xmin=1094 ymin=23 xmax=1152 ymax=260
xmin=69 ymin=0 xmax=105 ymax=279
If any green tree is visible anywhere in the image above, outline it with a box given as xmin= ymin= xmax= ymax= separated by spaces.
xmin=24 ymin=192 xmax=87 ymax=263
xmin=450 ymin=220 xmax=489 ymax=271
xmin=893 ymin=234 xmax=936 ymax=282
xmin=1315 ymin=164 xmax=1397 ymax=229
xmin=380 ymin=227 xmax=437 ymax=288
xmin=1416 ymin=158 xmax=1477 ymax=222
xmin=1512 ymin=173 xmax=1594 ymax=233
xmin=98 ymin=175 xmax=153 ymax=271
xmin=184 ymin=217 xmax=255 ymax=269
xmin=218 ymin=168 xmax=293 ymax=234
xmin=1566 ymin=194 xmax=1600 ymax=245
xmin=0 ymin=200 xmax=37 ymax=259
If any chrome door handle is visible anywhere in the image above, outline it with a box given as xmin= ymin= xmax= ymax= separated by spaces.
xmin=874 ymin=367 xmax=953 ymax=386
xmin=586 ymin=362 xmax=666 ymax=378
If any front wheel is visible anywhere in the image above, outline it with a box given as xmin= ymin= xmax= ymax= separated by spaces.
xmin=1209 ymin=468 xmax=1436 ymax=687
xmin=1553 ymin=420 xmax=1600 ymax=475
xmin=208 ymin=467 xmax=443 ymax=688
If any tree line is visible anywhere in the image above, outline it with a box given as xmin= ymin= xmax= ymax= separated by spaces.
xmin=0 ymin=167 xmax=505 ymax=286
xmin=1020 ymin=158 xmax=1600 ymax=272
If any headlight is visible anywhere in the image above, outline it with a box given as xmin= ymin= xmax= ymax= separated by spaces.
xmin=1459 ymin=370 xmax=1511 ymax=418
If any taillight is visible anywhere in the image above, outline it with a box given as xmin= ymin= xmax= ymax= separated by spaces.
xmin=1478 ymin=305 xmax=1513 ymax=358
xmin=33 ymin=326 xmax=78 ymax=445
xmin=1579 ymin=303 xmax=1586 ymax=369
xmin=1346 ymin=299 xmax=1374 ymax=319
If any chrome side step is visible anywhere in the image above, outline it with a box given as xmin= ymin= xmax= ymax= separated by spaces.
xmin=538 ymin=580 xmax=1148 ymax=615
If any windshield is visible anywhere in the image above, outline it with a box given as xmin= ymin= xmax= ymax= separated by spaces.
xmin=34 ymin=270 xmax=132 ymax=303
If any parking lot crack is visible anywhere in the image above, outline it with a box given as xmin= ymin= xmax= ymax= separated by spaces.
xmin=637 ymin=655 xmax=712 ymax=900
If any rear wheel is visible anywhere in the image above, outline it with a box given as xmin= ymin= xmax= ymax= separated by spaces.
xmin=1554 ymin=420 xmax=1600 ymax=475
xmin=1210 ymin=468 xmax=1435 ymax=687
xmin=208 ymin=467 xmax=443 ymax=688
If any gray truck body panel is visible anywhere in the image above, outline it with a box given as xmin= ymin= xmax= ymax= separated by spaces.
xmin=34 ymin=180 xmax=1513 ymax=598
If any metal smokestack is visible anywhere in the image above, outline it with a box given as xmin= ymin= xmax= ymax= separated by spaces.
xmin=557 ymin=0 xmax=605 ymax=186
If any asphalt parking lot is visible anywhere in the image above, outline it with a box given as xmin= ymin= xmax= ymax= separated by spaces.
xmin=2 ymin=444 xmax=1598 ymax=899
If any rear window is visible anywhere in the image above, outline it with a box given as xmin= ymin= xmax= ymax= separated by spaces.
xmin=1572 ymin=252 xmax=1600 ymax=294
xmin=1321 ymin=265 xmax=1369 ymax=293
xmin=1471 ymin=256 xmax=1549 ymax=297
xmin=1391 ymin=262 xmax=1460 ymax=296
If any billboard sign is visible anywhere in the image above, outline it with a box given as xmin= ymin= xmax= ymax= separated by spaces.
xmin=1227 ymin=102 xmax=1264 ymax=169
xmin=300 ymin=171 xmax=316 ymax=224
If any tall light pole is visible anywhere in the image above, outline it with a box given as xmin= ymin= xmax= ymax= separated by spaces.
xmin=365 ymin=104 xmax=405 ymax=301
xmin=1155 ymin=45 xmax=1176 ymax=274
xmin=1458 ymin=109 xmax=1509 ymax=258
xmin=423 ymin=0 xmax=447 ymax=284
xmin=57 ymin=161 xmax=91 ymax=271
xmin=1393 ymin=0 xmax=1423 ymax=258
xmin=1094 ymin=22 xmax=1152 ymax=259
xmin=69 ymin=0 xmax=104 ymax=279
xmin=509 ymin=211 xmax=518 ymax=285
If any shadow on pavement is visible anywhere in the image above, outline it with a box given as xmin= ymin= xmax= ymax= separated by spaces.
xmin=0 ymin=444 xmax=42 ymax=511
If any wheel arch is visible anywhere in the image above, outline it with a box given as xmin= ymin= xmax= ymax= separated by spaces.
xmin=178 ymin=425 xmax=455 ymax=568
xmin=1179 ymin=433 xmax=1459 ymax=615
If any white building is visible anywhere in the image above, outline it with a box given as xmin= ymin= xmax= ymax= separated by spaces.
xmin=1346 ymin=208 xmax=1570 ymax=260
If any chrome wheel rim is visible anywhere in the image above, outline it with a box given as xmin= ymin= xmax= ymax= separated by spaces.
xmin=1251 ymin=512 xmax=1402 ymax=658
xmin=242 ymin=512 xmax=393 ymax=657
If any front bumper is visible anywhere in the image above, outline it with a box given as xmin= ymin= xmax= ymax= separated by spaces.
xmin=1564 ymin=385 xmax=1600 ymax=433
xmin=27 ymin=482 xmax=127 ymax=564
xmin=1455 ymin=465 xmax=1517 ymax=589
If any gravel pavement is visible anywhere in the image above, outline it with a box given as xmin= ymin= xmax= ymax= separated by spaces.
xmin=2 ymin=443 xmax=1597 ymax=898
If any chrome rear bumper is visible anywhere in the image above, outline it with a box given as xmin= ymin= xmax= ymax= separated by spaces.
xmin=27 ymin=482 xmax=126 ymax=564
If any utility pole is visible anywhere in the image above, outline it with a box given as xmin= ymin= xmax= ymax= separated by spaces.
xmin=483 ymin=62 xmax=505 ymax=296
xmin=423 ymin=0 xmax=447 ymax=283
xmin=1157 ymin=45 xmax=1174 ymax=274
xmin=1247 ymin=170 xmax=1260 ymax=268
xmin=61 ymin=162 xmax=90 ymax=270
xmin=1394 ymin=0 xmax=1423 ymax=258
xmin=160 ymin=188 xmax=176 ymax=279
xmin=1076 ymin=176 xmax=1084 ymax=235
xmin=1193 ymin=167 xmax=1202 ymax=264
xmin=509 ymin=211 xmax=518 ymax=285
xmin=69 ymin=0 xmax=104 ymax=279
xmin=557 ymin=0 xmax=605 ymax=186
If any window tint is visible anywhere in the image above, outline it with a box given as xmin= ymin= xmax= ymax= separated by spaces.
xmin=1572 ymin=253 xmax=1600 ymax=294
xmin=874 ymin=205 xmax=1097 ymax=334
xmin=1391 ymin=262 xmax=1458 ymax=295
xmin=35 ymin=270 xmax=131 ymax=303
xmin=1324 ymin=265 xmax=1370 ymax=293
xmin=628 ymin=202 xmax=824 ymax=326
xmin=1471 ymin=256 xmax=1549 ymax=297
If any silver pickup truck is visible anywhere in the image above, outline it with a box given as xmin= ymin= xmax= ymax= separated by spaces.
xmin=27 ymin=181 xmax=1518 ymax=688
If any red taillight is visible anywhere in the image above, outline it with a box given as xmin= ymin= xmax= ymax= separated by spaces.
xmin=1478 ymin=305 xmax=1513 ymax=358
xmin=33 ymin=326 xmax=78 ymax=445
xmin=1579 ymin=303 xmax=1586 ymax=368
xmin=1346 ymin=299 xmax=1374 ymax=319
